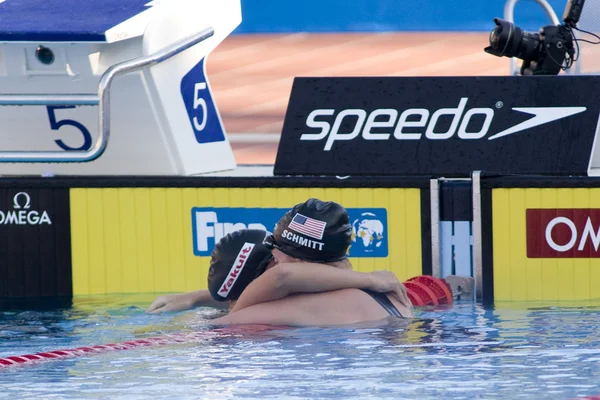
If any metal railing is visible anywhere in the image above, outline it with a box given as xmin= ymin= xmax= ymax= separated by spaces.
xmin=0 ymin=26 xmax=215 ymax=163
xmin=430 ymin=178 xmax=441 ymax=278
xmin=471 ymin=171 xmax=483 ymax=302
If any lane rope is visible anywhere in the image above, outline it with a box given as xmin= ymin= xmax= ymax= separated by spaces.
xmin=0 ymin=325 xmax=278 ymax=369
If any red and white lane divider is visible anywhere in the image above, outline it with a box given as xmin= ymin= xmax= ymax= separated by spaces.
xmin=0 ymin=334 xmax=206 ymax=368
xmin=0 ymin=274 xmax=458 ymax=370
xmin=0 ymin=325 xmax=278 ymax=369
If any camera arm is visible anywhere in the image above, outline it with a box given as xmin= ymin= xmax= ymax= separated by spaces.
xmin=562 ymin=0 xmax=585 ymax=28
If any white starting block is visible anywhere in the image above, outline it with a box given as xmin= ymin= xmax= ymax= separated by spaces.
xmin=0 ymin=0 xmax=240 ymax=176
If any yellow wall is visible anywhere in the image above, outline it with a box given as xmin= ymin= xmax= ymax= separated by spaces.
xmin=492 ymin=188 xmax=600 ymax=301
xmin=70 ymin=187 xmax=423 ymax=295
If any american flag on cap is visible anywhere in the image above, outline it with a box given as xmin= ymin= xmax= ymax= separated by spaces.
xmin=288 ymin=213 xmax=327 ymax=240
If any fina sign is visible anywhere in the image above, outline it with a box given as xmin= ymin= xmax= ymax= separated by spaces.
xmin=191 ymin=207 xmax=388 ymax=258
xmin=275 ymin=76 xmax=600 ymax=177
xmin=0 ymin=192 xmax=52 ymax=225
xmin=527 ymin=209 xmax=600 ymax=258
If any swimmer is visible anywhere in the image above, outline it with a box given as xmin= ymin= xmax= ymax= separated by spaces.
xmin=213 ymin=199 xmax=415 ymax=326
xmin=147 ymin=198 xmax=469 ymax=325
xmin=146 ymin=229 xmax=274 ymax=314
xmin=146 ymin=228 xmax=406 ymax=316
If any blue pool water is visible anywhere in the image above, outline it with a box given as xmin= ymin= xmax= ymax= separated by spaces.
xmin=1 ymin=295 xmax=600 ymax=399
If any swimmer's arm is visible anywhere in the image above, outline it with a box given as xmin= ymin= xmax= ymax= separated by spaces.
xmin=146 ymin=290 xmax=228 ymax=314
xmin=230 ymin=263 xmax=376 ymax=312
xmin=215 ymin=294 xmax=324 ymax=327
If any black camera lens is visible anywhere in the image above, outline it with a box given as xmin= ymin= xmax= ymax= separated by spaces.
xmin=484 ymin=18 xmax=541 ymax=61
xmin=484 ymin=3 xmax=581 ymax=76
xmin=485 ymin=19 xmax=518 ymax=57
xmin=35 ymin=46 xmax=55 ymax=65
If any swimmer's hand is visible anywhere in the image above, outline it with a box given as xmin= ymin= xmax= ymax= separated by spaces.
xmin=146 ymin=293 xmax=195 ymax=314
xmin=145 ymin=290 xmax=227 ymax=314
xmin=368 ymin=271 xmax=413 ymax=310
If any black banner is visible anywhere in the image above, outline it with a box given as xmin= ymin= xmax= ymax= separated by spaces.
xmin=0 ymin=188 xmax=71 ymax=298
xmin=274 ymin=76 xmax=600 ymax=177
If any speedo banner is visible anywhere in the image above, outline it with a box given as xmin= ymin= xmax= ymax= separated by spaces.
xmin=275 ymin=76 xmax=600 ymax=177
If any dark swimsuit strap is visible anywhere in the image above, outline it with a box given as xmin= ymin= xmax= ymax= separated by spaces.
xmin=360 ymin=289 xmax=403 ymax=318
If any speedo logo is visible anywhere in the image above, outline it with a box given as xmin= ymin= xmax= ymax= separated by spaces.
xmin=300 ymin=98 xmax=587 ymax=151
xmin=218 ymin=242 xmax=255 ymax=298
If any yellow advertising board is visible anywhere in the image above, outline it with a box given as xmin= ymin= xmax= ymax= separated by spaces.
xmin=491 ymin=187 xmax=600 ymax=302
xmin=70 ymin=187 xmax=425 ymax=295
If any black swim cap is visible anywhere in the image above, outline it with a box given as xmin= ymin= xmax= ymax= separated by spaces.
xmin=207 ymin=229 xmax=273 ymax=301
xmin=268 ymin=198 xmax=352 ymax=263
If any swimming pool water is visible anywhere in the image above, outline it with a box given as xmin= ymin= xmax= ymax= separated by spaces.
xmin=1 ymin=295 xmax=600 ymax=399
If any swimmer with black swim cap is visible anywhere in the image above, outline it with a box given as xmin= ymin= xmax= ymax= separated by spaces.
xmin=215 ymin=199 xmax=414 ymax=327
xmin=265 ymin=198 xmax=353 ymax=264
xmin=147 ymin=201 xmax=410 ymax=318
xmin=146 ymin=229 xmax=275 ymax=313
xmin=207 ymin=229 xmax=275 ymax=303
xmin=206 ymin=222 xmax=409 ymax=314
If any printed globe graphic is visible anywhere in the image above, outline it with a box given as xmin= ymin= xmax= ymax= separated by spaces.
xmin=351 ymin=212 xmax=385 ymax=252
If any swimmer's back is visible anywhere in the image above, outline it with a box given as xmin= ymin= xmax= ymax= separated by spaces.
xmin=216 ymin=288 xmax=411 ymax=327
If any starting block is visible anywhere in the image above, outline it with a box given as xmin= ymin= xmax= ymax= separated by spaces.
xmin=0 ymin=0 xmax=240 ymax=176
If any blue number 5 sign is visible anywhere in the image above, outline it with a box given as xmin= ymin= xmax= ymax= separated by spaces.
xmin=180 ymin=58 xmax=225 ymax=144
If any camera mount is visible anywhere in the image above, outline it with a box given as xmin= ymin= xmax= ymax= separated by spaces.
xmin=484 ymin=0 xmax=586 ymax=75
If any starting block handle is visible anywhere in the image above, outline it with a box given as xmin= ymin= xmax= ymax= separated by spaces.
xmin=0 ymin=95 xmax=99 ymax=106
xmin=0 ymin=26 xmax=215 ymax=164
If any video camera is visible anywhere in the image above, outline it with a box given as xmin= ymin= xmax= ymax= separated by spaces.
xmin=484 ymin=0 xmax=585 ymax=75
